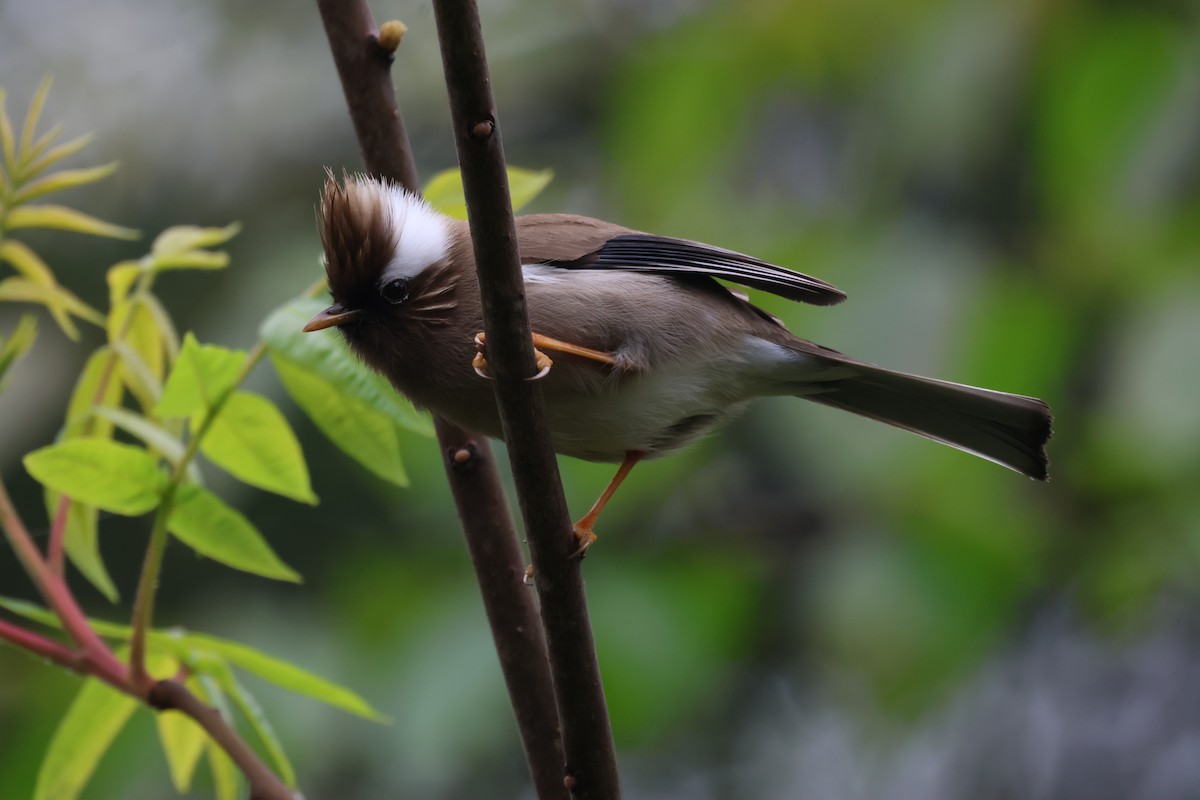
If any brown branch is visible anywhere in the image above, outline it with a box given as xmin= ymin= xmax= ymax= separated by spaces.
xmin=314 ymin=3 xmax=568 ymax=798
xmin=149 ymin=680 xmax=293 ymax=800
xmin=429 ymin=3 xmax=622 ymax=798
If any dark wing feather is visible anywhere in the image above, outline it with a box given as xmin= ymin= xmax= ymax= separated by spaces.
xmin=543 ymin=233 xmax=846 ymax=306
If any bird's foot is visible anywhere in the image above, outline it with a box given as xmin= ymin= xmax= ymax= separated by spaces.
xmin=571 ymin=522 xmax=598 ymax=559
xmin=472 ymin=332 xmax=553 ymax=380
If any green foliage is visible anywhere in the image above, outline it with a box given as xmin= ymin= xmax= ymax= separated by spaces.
xmin=0 ymin=314 xmax=36 ymax=392
xmin=168 ymin=485 xmax=300 ymax=582
xmin=423 ymin=165 xmax=553 ymax=219
xmin=25 ymin=439 xmax=167 ymax=516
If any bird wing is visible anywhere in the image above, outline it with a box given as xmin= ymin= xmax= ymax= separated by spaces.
xmin=517 ymin=216 xmax=846 ymax=307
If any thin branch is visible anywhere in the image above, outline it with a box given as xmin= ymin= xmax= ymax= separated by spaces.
xmin=149 ymin=680 xmax=293 ymax=800
xmin=429 ymin=3 xmax=622 ymax=798
xmin=314 ymin=3 xmax=568 ymax=798
xmin=0 ymin=616 xmax=86 ymax=671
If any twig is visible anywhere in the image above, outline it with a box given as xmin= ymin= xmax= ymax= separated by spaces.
xmin=429 ymin=2 xmax=622 ymax=798
xmin=314 ymin=3 xmax=569 ymax=798
xmin=148 ymin=680 xmax=293 ymax=800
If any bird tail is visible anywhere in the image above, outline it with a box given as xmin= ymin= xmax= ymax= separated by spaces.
xmin=796 ymin=357 xmax=1052 ymax=480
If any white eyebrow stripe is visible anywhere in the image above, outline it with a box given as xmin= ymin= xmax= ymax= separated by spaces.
xmin=378 ymin=184 xmax=451 ymax=283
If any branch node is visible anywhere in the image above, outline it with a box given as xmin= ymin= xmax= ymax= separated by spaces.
xmin=377 ymin=20 xmax=407 ymax=54
xmin=449 ymin=442 xmax=478 ymax=469
xmin=564 ymin=773 xmax=579 ymax=791
xmin=470 ymin=118 xmax=496 ymax=140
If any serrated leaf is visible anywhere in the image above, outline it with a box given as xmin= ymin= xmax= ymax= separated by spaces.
xmin=6 ymin=204 xmax=138 ymax=240
xmin=155 ymin=334 xmax=245 ymax=418
xmin=201 ymin=658 xmax=298 ymax=787
xmin=64 ymin=346 xmax=123 ymax=439
xmin=0 ymin=314 xmax=37 ymax=390
xmin=33 ymin=677 xmax=139 ymax=800
xmin=24 ymin=439 xmax=167 ymax=515
xmin=199 ymin=391 xmax=317 ymax=504
xmin=0 ymin=238 xmax=56 ymax=286
xmin=423 ymin=166 xmax=553 ymax=219
xmin=168 ymin=485 xmax=300 ymax=582
xmin=261 ymin=298 xmax=431 ymax=435
xmin=151 ymin=223 xmax=241 ymax=258
xmin=272 ymin=354 xmax=409 ymax=486
xmin=13 ymin=163 xmax=118 ymax=204
xmin=44 ymin=493 xmax=119 ymax=603
xmin=155 ymin=691 xmax=207 ymax=792
xmin=90 ymin=406 xmax=187 ymax=467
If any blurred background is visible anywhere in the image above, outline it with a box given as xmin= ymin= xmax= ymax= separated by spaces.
xmin=3 ymin=0 xmax=1200 ymax=797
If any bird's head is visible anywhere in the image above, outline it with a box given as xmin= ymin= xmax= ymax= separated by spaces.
xmin=304 ymin=173 xmax=457 ymax=342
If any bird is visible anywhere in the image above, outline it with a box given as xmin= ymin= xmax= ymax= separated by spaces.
xmin=305 ymin=174 xmax=1052 ymax=555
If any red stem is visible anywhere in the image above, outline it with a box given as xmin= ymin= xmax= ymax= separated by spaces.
xmin=47 ymin=495 xmax=70 ymax=576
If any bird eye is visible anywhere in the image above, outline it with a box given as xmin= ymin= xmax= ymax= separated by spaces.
xmin=380 ymin=278 xmax=409 ymax=305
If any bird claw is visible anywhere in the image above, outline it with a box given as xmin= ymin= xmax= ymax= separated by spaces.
xmin=570 ymin=524 xmax=598 ymax=559
xmin=471 ymin=332 xmax=553 ymax=381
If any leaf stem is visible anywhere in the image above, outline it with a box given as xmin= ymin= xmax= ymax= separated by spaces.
xmin=127 ymin=340 xmax=268 ymax=687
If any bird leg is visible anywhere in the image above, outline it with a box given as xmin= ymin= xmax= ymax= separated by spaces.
xmin=472 ymin=331 xmax=617 ymax=381
xmin=571 ymin=451 xmax=642 ymax=558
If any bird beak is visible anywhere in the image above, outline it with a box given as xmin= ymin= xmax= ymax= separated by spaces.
xmin=303 ymin=304 xmax=365 ymax=332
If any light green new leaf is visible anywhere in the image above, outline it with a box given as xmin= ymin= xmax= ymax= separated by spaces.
xmin=168 ymin=485 xmax=300 ymax=582
xmin=64 ymin=346 xmax=123 ymax=439
xmin=199 ymin=391 xmax=317 ymax=504
xmin=13 ymin=162 xmax=118 ymax=204
xmin=137 ymin=293 xmax=180 ymax=361
xmin=272 ymin=354 xmax=409 ymax=486
xmin=155 ymin=333 xmax=246 ymax=417
xmin=423 ymin=165 xmax=553 ymax=219
xmin=0 ymin=276 xmax=105 ymax=340
xmin=201 ymin=658 xmax=298 ymax=787
xmin=44 ymin=493 xmax=119 ymax=603
xmin=24 ymin=132 xmax=94 ymax=179
xmin=106 ymin=261 xmax=141 ymax=308
xmin=24 ymin=439 xmax=167 ymax=515
xmin=90 ymin=406 xmax=187 ymax=467
xmin=184 ymin=633 xmax=385 ymax=721
xmin=110 ymin=298 xmax=165 ymax=383
xmin=260 ymin=298 xmax=431 ymax=435
xmin=18 ymin=76 xmax=53 ymax=160
xmin=111 ymin=340 xmax=161 ymax=410
xmin=151 ymin=223 xmax=241 ymax=259
xmin=155 ymin=690 xmax=208 ymax=793
xmin=0 ymin=88 xmax=16 ymax=174
xmin=0 ymin=314 xmax=36 ymax=390
xmin=33 ymin=678 xmax=139 ymax=800
xmin=0 ymin=238 xmax=56 ymax=286
xmin=5 ymin=204 xmax=138 ymax=240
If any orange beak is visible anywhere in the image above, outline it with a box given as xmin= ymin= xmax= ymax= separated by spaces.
xmin=303 ymin=304 xmax=365 ymax=332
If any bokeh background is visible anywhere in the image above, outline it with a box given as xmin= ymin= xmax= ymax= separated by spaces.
xmin=3 ymin=0 xmax=1200 ymax=797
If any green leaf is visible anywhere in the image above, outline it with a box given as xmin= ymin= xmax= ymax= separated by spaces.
xmin=185 ymin=634 xmax=385 ymax=721
xmin=155 ymin=691 xmax=208 ymax=792
xmin=0 ymin=596 xmax=384 ymax=721
xmin=199 ymin=391 xmax=317 ymax=504
xmin=272 ymin=354 xmax=409 ymax=486
xmin=168 ymin=485 xmax=300 ymax=582
xmin=151 ymin=223 xmax=241 ymax=260
xmin=260 ymin=298 xmax=432 ymax=435
xmin=24 ymin=439 xmax=167 ymax=515
xmin=201 ymin=658 xmax=298 ymax=787
xmin=0 ymin=88 xmax=16 ymax=175
xmin=13 ymin=163 xmax=118 ymax=204
xmin=111 ymin=340 xmax=161 ymax=410
xmin=423 ymin=165 xmax=553 ymax=219
xmin=18 ymin=76 xmax=53 ymax=160
xmin=0 ymin=314 xmax=37 ymax=390
xmin=64 ymin=346 xmax=123 ymax=439
xmin=24 ymin=132 xmax=94 ymax=180
xmin=90 ymin=406 xmax=187 ymax=467
xmin=0 ymin=276 xmax=105 ymax=340
xmin=106 ymin=261 xmax=141 ymax=308
xmin=110 ymin=298 xmax=165 ymax=383
xmin=0 ymin=238 xmax=56 ymax=286
xmin=155 ymin=334 xmax=246 ymax=418
xmin=33 ymin=678 xmax=139 ymax=800
xmin=137 ymin=293 xmax=181 ymax=362
xmin=5 ymin=204 xmax=138 ymax=240
xmin=44 ymin=493 xmax=119 ymax=603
